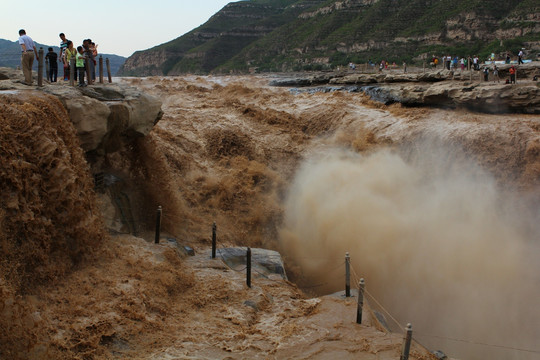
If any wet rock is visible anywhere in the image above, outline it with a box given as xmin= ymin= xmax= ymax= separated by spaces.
xmin=243 ymin=300 xmax=259 ymax=311
xmin=217 ymin=247 xmax=287 ymax=279
xmin=183 ymin=246 xmax=195 ymax=256
xmin=330 ymin=73 xmax=380 ymax=85
xmin=433 ymin=350 xmax=448 ymax=359
xmin=274 ymin=64 xmax=540 ymax=113
xmin=270 ymin=78 xmax=313 ymax=87
xmin=43 ymin=84 xmax=163 ymax=153
xmin=367 ymin=82 xmax=540 ymax=114
xmin=361 ymin=85 xmax=401 ymax=105
xmin=269 ymin=73 xmax=336 ymax=87
xmin=289 ymin=85 xmax=361 ymax=95
xmin=244 ymin=292 xmax=273 ymax=312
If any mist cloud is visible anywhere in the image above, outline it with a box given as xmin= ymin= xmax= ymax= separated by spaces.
xmin=280 ymin=144 xmax=540 ymax=359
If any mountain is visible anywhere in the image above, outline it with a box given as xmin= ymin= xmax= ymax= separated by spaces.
xmin=119 ymin=0 xmax=540 ymax=76
xmin=0 ymin=39 xmax=126 ymax=76
xmin=119 ymin=0 xmax=320 ymax=76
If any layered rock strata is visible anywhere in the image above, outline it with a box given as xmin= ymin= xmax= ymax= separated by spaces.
xmin=271 ymin=63 xmax=540 ymax=113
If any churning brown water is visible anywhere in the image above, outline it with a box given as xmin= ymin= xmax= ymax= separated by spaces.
xmin=129 ymin=75 xmax=540 ymax=359
xmin=280 ymin=144 xmax=540 ymax=360
xmin=2 ymin=75 xmax=539 ymax=359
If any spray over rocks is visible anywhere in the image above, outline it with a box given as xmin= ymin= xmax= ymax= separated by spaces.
xmin=280 ymin=144 xmax=540 ymax=360
xmin=125 ymin=75 xmax=540 ymax=358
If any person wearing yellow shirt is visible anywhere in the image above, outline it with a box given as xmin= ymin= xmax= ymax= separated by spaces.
xmin=63 ymin=41 xmax=77 ymax=81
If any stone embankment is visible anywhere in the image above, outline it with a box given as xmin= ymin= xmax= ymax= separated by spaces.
xmin=0 ymin=67 xmax=163 ymax=155
xmin=270 ymin=62 xmax=540 ymax=114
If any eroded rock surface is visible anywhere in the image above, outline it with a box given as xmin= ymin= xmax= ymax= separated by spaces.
xmin=365 ymin=82 xmax=540 ymax=113
xmin=0 ymin=67 xmax=163 ymax=153
xmin=271 ymin=63 xmax=540 ymax=114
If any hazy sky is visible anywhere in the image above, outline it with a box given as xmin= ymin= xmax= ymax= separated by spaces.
xmin=1 ymin=0 xmax=238 ymax=57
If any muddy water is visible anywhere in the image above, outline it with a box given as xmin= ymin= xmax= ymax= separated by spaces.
xmin=123 ymin=75 xmax=540 ymax=359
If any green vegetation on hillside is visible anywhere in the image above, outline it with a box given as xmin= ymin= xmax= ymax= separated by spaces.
xmin=119 ymin=0 xmax=540 ymax=75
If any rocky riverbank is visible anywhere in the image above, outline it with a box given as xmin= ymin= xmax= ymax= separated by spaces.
xmin=270 ymin=62 xmax=540 ymax=114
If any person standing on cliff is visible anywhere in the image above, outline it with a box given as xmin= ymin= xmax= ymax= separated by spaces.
xmin=509 ymin=65 xmax=516 ymax=84
xmin=64 ymin=41 xmax=77 ymax=81
xmin=18 ymin=29 xmax=38 ymax=85
xmin=88 ymin=39 xmax=97 ymax=81
xmin=45 ymin=47 xmax=58 ymax=82
xmin=76 ymin=46 xmax=87 ymax=87
xmin=492 ymin=65 xmax=499 ymax=83
xmin=83 ymin=39 xmax=95 ymax=84
xmin=59 ymin=33 xmax=69 ymax=80
xmin=518 ymin=49 xmax=524 ymax=65
xmin=483 ymin=67 xmax=489 ymax=82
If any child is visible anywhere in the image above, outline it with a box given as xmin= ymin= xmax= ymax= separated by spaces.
xmin=76 ymin=46 xmax=87 ymax=87
xmin=45 ymin=47 xmax=58 ymax=82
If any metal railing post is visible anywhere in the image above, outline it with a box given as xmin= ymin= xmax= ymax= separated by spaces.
xmin=211 ymin=222 xmax=217 ymax=259
xmin=400 ymin=323 xmax=413 ymax=360
xmin=154 ymin=206 xmax=162 ymax=244
xmin=356 ymin=278 xmax=365 ymax=324
xmin=246 ymin=247 xmax=252 ymax=288
xmin=37 ymin=47 xmax=44 ymax=86
xmin=345 ymin=252 xmax=351 ymax=297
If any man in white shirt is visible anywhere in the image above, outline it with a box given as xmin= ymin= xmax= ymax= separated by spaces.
xmin=18 ymin=29 xmax=39 ymax=85
xmin=518 ymin=50 xmax=524 ymax=65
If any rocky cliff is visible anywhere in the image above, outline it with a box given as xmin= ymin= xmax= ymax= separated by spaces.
xmin=271 ymin=63 xmax=540 ymax=113
xmin=0 ymin=67 xmax=163 ymax=290
xmin=0 ymin=67 xmax=163 ymax=157
xmin=119 ymin=0 xmax=540 ymax=75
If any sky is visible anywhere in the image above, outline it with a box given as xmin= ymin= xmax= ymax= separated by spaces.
xmin=1 ymin=0 xmax=238 ymax=57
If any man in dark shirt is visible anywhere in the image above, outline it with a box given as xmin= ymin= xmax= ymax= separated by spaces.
xmin=45 ymin=47 xmax=58 ymax=82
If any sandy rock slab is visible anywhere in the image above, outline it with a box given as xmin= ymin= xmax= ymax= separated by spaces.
xmin=366 ymin=82 xmax=540 ymax=114
xmin=0 ymin=67 xmax=163 ymax=153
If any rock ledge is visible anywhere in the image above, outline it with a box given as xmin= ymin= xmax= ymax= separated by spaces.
xmin=0 ymin=67 xmax=163 ymax=153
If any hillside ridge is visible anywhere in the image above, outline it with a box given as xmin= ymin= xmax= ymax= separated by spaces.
xmin=119 ymin=0 xmax=540 ymax=75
